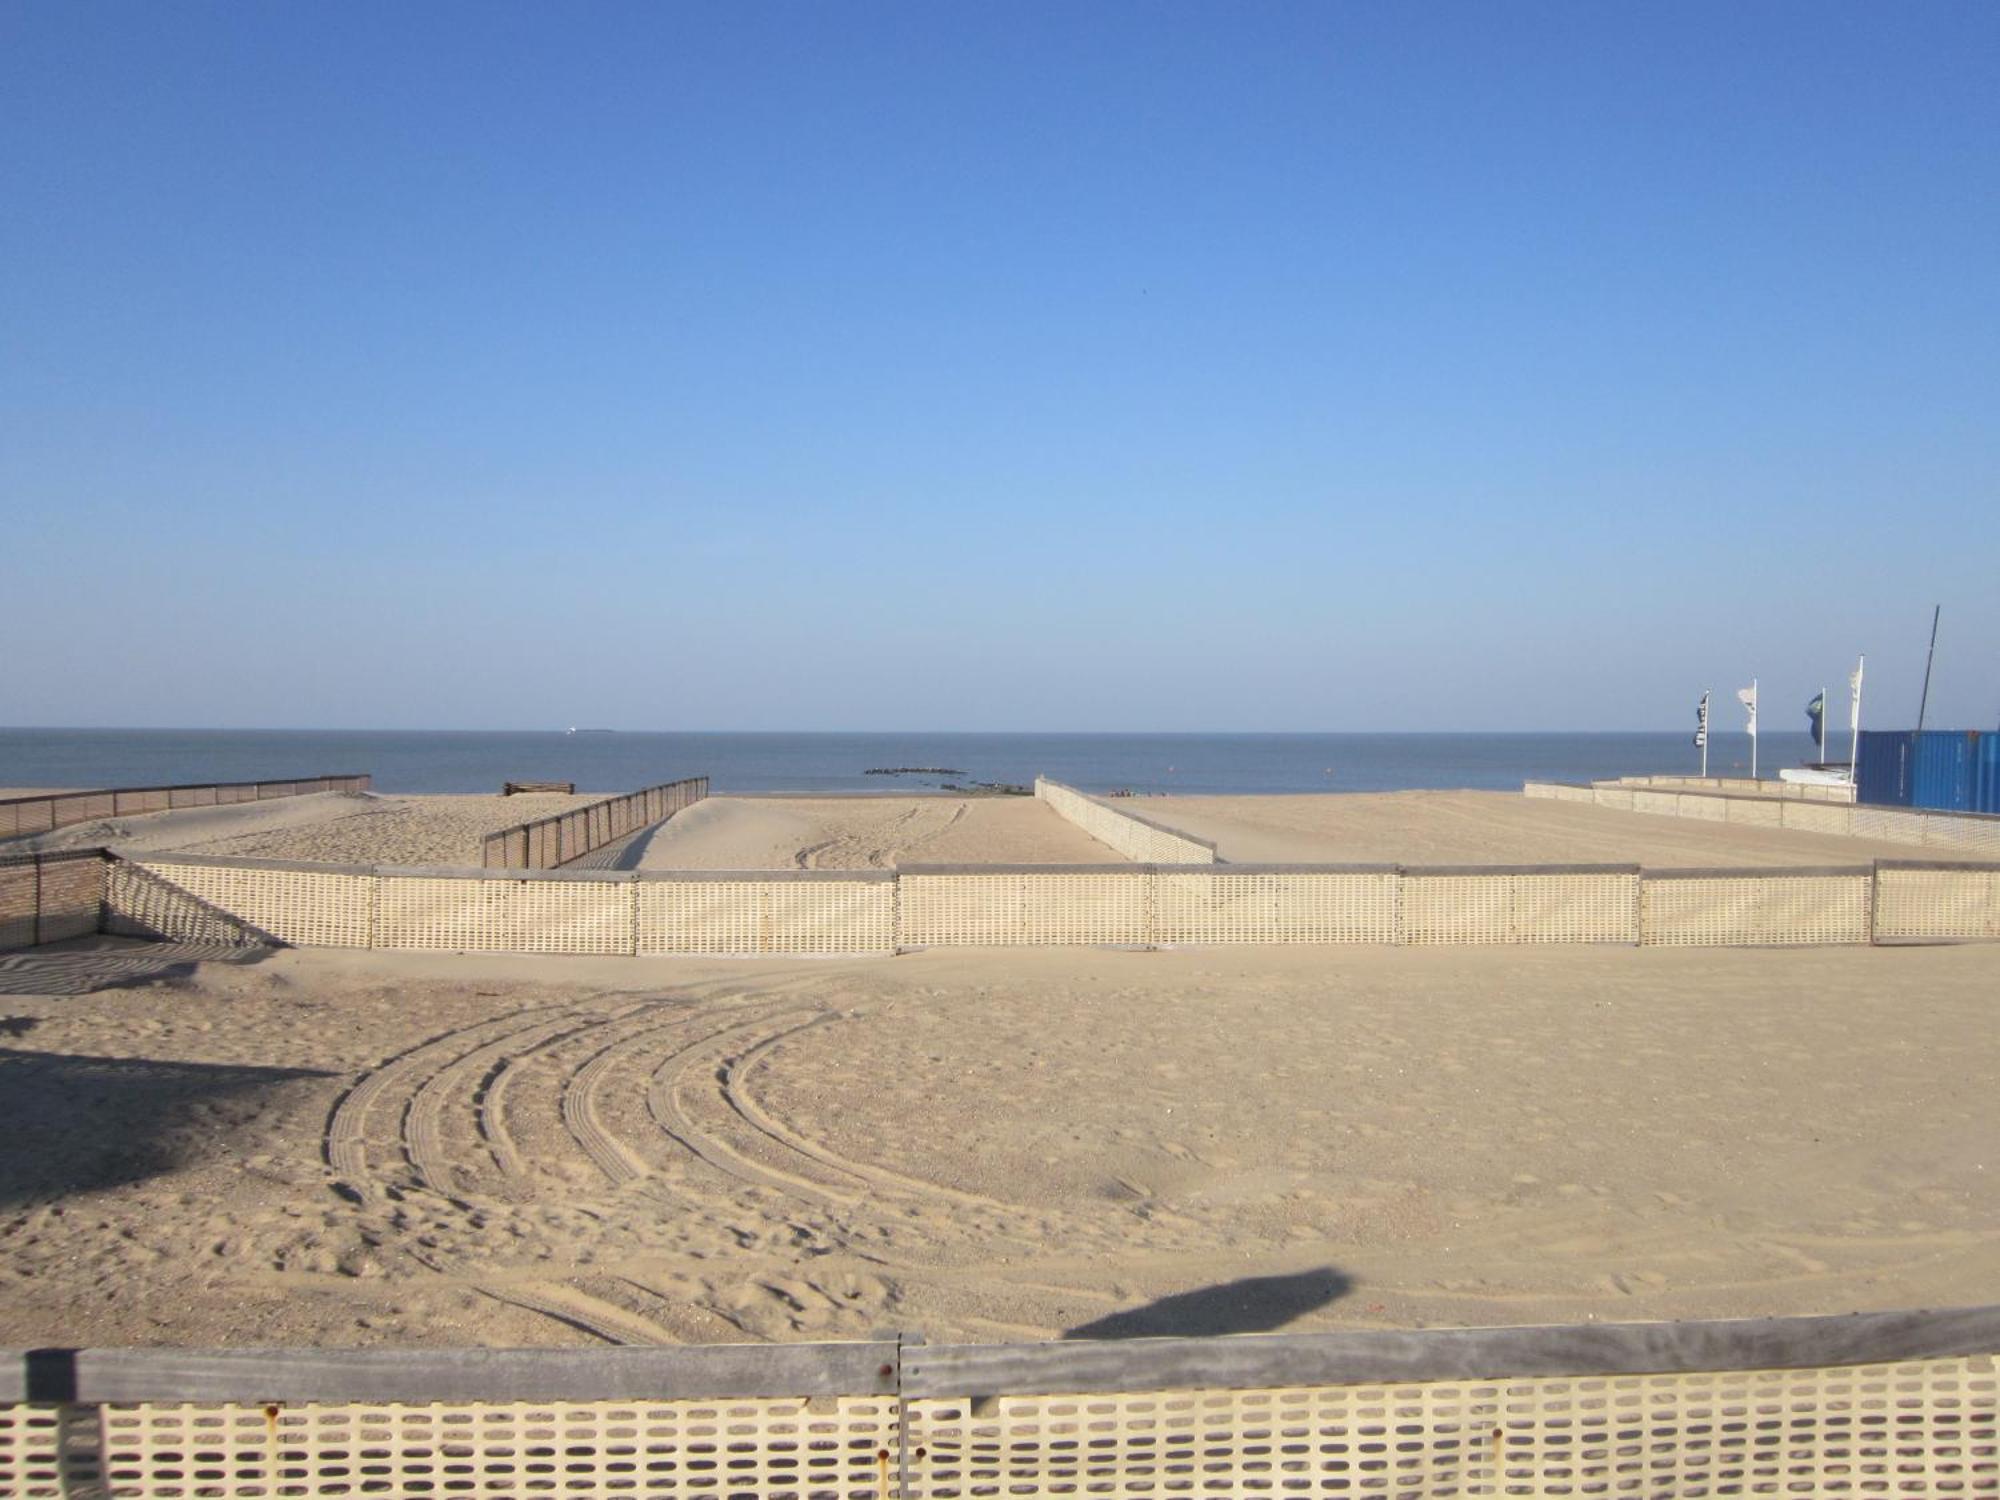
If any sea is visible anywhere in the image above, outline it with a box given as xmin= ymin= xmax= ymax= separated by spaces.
xmin=0 ymin=728 xmax=1823 ymax=797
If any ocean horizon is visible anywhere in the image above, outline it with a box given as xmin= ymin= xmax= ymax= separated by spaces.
xmin=0 ymin=727 xmax=1824 ymax=798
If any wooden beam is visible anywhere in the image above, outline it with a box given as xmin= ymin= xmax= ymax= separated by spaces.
xmin=901 ymin=1304 xmax=2000 ymax=1398
xmin=0 ymin=1341 xmax=900 ymax=1404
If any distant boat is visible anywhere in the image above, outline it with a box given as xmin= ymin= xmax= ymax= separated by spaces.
xmin=565 ymin=727 xmax=617 ymax=735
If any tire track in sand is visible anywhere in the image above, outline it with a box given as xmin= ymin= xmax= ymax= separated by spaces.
xmin=723 ymin=1013 xmax=1035 ymax=1218
xmin=324 ymin=1006 xmax=571 ymax=1185
xmin=477 ymin=1003 xmax=653 ymax=1181
xmin=403 ymin=1009 xmax=604 ymax=1197
xmin=473 ymin=1281 xmax=680 ymax=1346
xmin=644 ymin=1009 xmax=867 ymax=1208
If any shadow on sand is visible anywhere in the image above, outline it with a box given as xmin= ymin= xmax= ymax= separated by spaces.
xmin=0 ymin=1047 xmax=333 ymax=1206
xmin=0 ymin=939 xmax=272 ymax=998
xmin=1064 ymin=1267 xmax=1352 ymax=1340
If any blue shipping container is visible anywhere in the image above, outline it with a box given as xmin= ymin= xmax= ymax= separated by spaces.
xmin=1855 ymin=731 xmax=1914 ymax=806
xmin=1914 ymin=732 xmax=1974 ymax=812
xmin=1977 ymin=733 xmax=2000 ymax=814
xmin=1856 ymin=729 xmax=2000 ymax=814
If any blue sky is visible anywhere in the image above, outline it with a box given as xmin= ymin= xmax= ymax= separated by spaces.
xmin=4 ymin=3 xmax=1995 ymax=731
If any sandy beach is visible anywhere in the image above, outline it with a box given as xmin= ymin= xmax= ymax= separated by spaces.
xmin=15 ymin=791 xmax=601 ymax=868
xmin=16 ymin=786 xmax=1975 ymax=874
xmin=1 ymin=936 xmax=1993 ymax=1349
xmin=1124 ymin=790 xmax=1993 ymax=866
xmin=629 ymin=795 xmax=1120 ymax=869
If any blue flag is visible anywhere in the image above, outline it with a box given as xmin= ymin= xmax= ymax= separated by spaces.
xmin=1806 ymin=691 xmax=1825 ymax=742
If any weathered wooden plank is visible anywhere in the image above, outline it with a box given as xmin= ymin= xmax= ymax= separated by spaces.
xmin=901 ymin=1304 xmax=2000 ymax=1397
xmin=1643 ymin=865 xmax=1875 ymax=881
xmin=0 ymin=1340 xmax=900 ymax=1404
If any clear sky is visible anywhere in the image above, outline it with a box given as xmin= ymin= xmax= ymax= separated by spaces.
xmin=4 ymin=3 xmax=1995 ymax=732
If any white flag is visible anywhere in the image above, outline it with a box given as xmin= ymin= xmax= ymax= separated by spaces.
xmin=1737 ymin=684 xmax=1758 ymax=736
xmin=1850 ymin=658 xmax=1865 ymax=715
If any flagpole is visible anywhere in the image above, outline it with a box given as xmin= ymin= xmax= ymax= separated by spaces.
xmin=1850 ymin=654 xmax=1865 ymax=781
xmin=1701 ymin=691 xmax=1709 ymax=777
xmin=1820 ymin=684 xmax=1827 ymax=764
xmin=1751 ymin=677 xmax=1758 ymax=779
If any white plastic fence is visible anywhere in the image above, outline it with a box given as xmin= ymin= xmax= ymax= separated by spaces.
xmin=1525 ymin=780 xmax=2000 ymax=855
xmin=85 ymin=850 xmax=2000 ymax=955
xmin=3 ymin=1304 xmax=1994 ymax=1498
xmin=1034 ymin=777 xmax=1217 ymax=863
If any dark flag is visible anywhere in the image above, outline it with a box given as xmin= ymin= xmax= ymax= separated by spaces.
xmin=1806 ymin=691 xmax=1825 ymax=743
xmin=1693 ymin=691 xmax=1709 ymax=748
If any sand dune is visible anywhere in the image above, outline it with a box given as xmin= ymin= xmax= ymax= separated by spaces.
xmin=0 ymin=937 xmax=1993 ymax=1349
xmin=1126 ymin=789 xmax=1992 ymax=866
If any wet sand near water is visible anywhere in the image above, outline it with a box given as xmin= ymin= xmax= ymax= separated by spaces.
xmin=1125 ymin=790 xmax=1992 ymax=866
xmin=1 ymin=938 xmax=1993 ymax=1349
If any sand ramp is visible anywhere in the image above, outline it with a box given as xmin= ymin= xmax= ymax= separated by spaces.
xmin=631 ymin=795 xmax=1122 ymax=869
xmin=1129 ymin=789 xmax=1996 ymax=866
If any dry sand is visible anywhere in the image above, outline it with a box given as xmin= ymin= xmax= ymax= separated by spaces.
xmin=1126 ymin=790 xmax=1992 ymax=866
xmin=16 ymin=792 xmax=600 ymax=868
xmin=1 ymin=937 xmax=1992 ymax=1349
xmin=630 ymin=795 xmax=1121 ymax=869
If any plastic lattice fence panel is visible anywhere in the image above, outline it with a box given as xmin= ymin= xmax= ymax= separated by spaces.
xmin=1403 ymin=876 xmax=1513 ymax=945
xmin=0 ymin=861 xmax=35 ymax=949
xmin=1509 ymin=873 xmax=1640 ymax=944
xmin=1035 ymin=780 xmax=1214 ymax=865
xmin=896 ymin=874 xmax=1023 ymax=948
xmin=1403 ymin=874 xmax=1636 ymax=946
xmin=375 ymin=877 xmax=633 ymax=954
xmin=0 ymin=1404 xmax=64 ymax=1499
xmin=138 ymin=863 xmax=376 ymax=948
xmin=1720 ymin=798 xmax=1784 ymax=827
xmin=905 ymin=1355 xmax=1997 ymax=1499
xmin=1852 ymin=807 xmax=1927 ymax=846
xmin=1154 ymin=871 xmax=1399 ymax=945
xmin=1675 ymin=794 xmax=1730 ymax=822
xmin=1923 ymin=817 xmax=2000 ymax=856
xmin=73 ymin=1395 xmax=900 ymax=1499
xmin=763 ymin=881 xmax=897 ymax=954
xmin=637 ymin=879 xmax=894 ymax=955
xmin=1874 ymin=867 xmax=2000 ymax=941
xmin=1642 ymin=874 xmax=1873 ymax=947
xmin=1018 ymin=872 xmax=1150 ymax=945
xmin=1780 ymin=800 xmax=1856 ymax=837
xmin=104 ymin=864 xmax=268 ymax=946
